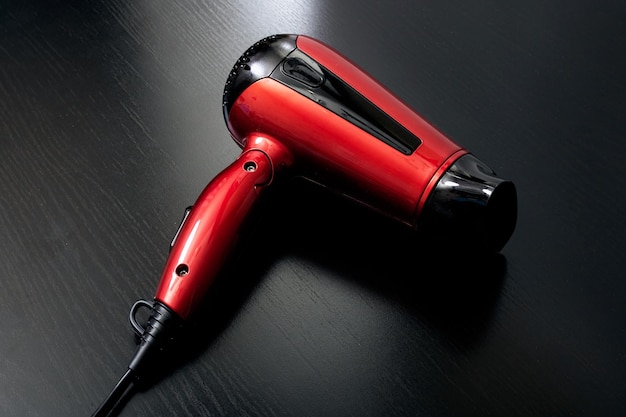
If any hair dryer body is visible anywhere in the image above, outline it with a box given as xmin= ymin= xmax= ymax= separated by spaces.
xmin=92 ymin=33 xmax=517 ymax=417
xmin=154 ymin=34 xmax=516 ymax=320
xmin=224 ymin=34 xmax=466 ymax=229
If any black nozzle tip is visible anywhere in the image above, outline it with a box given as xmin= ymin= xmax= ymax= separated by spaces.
xmin=418 ymin=154 xmax=517 ymax=253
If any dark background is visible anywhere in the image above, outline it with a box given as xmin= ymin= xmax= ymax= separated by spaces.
xmin=1 ymin=1 xmax=625 ymax=416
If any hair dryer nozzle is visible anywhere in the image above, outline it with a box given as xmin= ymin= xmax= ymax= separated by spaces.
xmin=419 ymin=154 xmax=517 ymax=253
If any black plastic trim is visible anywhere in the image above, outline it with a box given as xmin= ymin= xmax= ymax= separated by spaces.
xmin=222 ymin=34 xmax=297 ymax=117
xmin=269 ymin=49 xmax=422 ymax=155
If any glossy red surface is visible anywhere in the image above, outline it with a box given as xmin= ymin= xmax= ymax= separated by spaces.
xmin=226 ymin=35 xmax=466 ymax=227
xmin=154 ymin=145 xmax=278 ymax=319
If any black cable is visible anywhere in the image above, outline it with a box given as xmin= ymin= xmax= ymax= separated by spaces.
xmin=91 ymin=301 xmax=184 ymax=416
xmin=91 ymin=368 xmax=136 ymax=417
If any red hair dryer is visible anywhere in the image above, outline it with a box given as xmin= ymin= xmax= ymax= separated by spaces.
xmin=92 ymin=34 xmax=517 ymax=416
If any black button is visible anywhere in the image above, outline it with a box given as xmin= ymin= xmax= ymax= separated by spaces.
xmin=281 ymin=57 xmax=324 ymax=87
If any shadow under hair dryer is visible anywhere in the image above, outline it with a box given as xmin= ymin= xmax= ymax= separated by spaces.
xmin=92 ymin=34 xmax=517 ymax=416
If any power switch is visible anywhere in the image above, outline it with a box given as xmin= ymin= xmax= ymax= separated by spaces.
xmin=170 ymin=206 xmax=192 ymax=252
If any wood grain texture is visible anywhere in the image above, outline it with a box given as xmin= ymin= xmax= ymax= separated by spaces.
xmin=1 ymin=0 xmax=625 ymax=416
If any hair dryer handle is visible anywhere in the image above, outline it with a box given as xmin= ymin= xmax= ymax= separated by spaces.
xmin=154 ymin=135 xmax=291 ymax=319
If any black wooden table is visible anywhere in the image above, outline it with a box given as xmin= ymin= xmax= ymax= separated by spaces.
xmin=1 ymin=1 xmax=625 ymax=416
